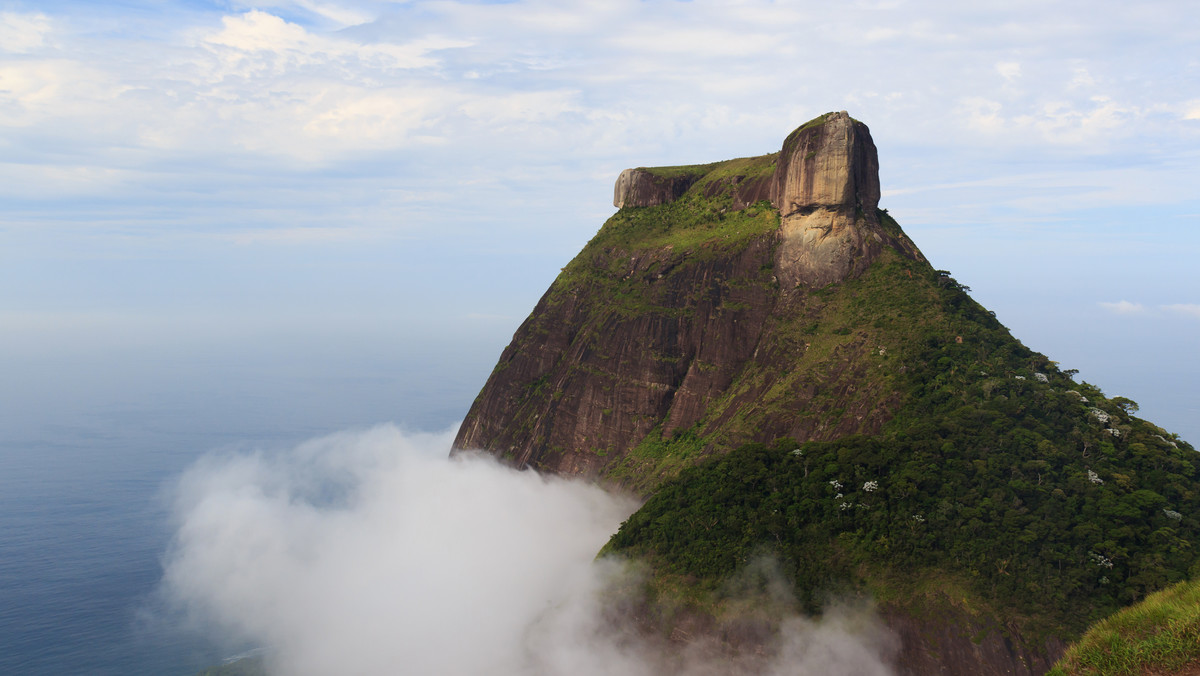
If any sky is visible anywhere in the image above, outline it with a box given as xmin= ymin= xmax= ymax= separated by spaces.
xmin=2 ymin=0 xmax=1199 ymax=442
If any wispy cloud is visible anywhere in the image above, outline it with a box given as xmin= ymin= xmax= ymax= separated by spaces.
xmin=0 ymin=11 xmax=51 ymax=53
xmin=996 ymin=61 xmax=1021 ymax=83
xmin=1099 ymin=300 xmax=1147 ymax=314
xmin=1098 ymin=302 xmax=1200 ymax=319
xmin=1162 ymin=304 xmax=1200 ymax=319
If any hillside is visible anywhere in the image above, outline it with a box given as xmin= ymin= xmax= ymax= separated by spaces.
xmin=1049 ymin=575 xmax=1200 ymax=675
xmin=453 ymin=112 xmax=1199 ymax=674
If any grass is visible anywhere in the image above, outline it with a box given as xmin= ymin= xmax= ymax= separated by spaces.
xmin=602 ymin=426 xmax=712 ymax=493
xmin=1049 ymin=577 xmax=1200 ymax=675
xmin=640 ymin=162 xmax=720 ymax=179
xmin=547 ymin=154 xmax=781 ymax=314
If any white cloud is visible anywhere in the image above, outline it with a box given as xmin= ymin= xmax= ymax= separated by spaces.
xmin=1034 ymin=96 xmax=1132 ymax=144
xmin=996 ymin=61 xmax=1021 ymax=82
xmin=1162 ymin=304 xmax=1200 ymax=319
xmin=0 ymin=12 xmax=51 ymax=53
xmin=958 ymin=91 xmax=1140 ymax=146
xmin=1100 ymin=300 xmax=1147 ymax=314
xmin=0 ymin=60 xmax=125 ymax=126
xmin=1069 ymin=65 xmax=1097 ymax=89
xmin=960 ymin=97 xmax=1006 ymax=134
xmin=200 ymin=11 xmax=470 ymax=73
xmin=158 ymin=425 xmax=899 ymax=675
xmin=294 ymin=0 xmax=373 ymax=28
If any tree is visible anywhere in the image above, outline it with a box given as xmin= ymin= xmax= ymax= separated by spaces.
xmin=1112 ymin=397 xmax=1140 ymax=415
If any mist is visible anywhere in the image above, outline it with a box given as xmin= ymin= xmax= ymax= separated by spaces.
xmin=159 ymin=424 xmax=897 ymax=675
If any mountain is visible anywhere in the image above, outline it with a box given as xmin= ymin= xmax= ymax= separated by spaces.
xmin=454 ymin=112 xmax=1200 ymax=674
xmin=454 ymin=112 xmax=924 ymax=487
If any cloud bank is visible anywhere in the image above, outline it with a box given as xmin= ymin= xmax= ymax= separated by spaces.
xmin=159 ymin=424 xmax=897 ymax=675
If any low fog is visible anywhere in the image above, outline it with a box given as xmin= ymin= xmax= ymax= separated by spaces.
xmin=159 ymin=424 xmax=896 ymax=675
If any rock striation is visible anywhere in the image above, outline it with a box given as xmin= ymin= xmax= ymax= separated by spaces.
xmin=613 ymin=167 xmax=701 ymax=208
xmin=769 ymin=111 xmax=890 ymax=288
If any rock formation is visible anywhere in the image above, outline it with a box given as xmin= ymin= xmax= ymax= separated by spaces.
xmin=768 ymin=112 xmax=889 ymax=288
xmin=613 ymin=167 xmax=701 ymax=208
xmin=453 ymin=111 xmax=923 ymax=481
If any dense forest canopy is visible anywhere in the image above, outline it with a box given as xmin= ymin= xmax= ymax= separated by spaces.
xmin=606 ymin=238 xmax=1199 ymax=639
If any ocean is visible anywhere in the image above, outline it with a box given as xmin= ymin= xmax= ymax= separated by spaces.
xmin=0 ymin=336 xmax=492 ymax=675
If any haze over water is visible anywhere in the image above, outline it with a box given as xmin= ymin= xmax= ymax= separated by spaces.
xmin=0 ymin=332 xmax=494 ymax=675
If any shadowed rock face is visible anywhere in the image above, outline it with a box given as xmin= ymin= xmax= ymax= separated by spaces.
xmin=613 ymin=168 xmax=700 ymax=208
xmin=454 ymin=237 xmax=782 ymax=476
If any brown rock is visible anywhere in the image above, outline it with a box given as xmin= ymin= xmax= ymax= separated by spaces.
xmin=770 ymin=111 xmax=880 ymax=213
xmin=883 ymin=603 xmax=1066 ymax=676
xmin=613 ymin=167 xmax=701 ymax=208
xmin=769 ymin=111 xmax=889 ymax=289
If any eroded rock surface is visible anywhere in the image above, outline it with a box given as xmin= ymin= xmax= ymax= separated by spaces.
xmin=614 ymin=167 xmax=701 ymax=208
xmin=769 ymin=111 xmax=888 ymax=288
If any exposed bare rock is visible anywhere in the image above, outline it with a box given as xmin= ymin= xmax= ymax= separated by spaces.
xmin=614 ymin=167 xmax=701 ymax=208
xmin=883 ymin=603 xmax=1066 ymax=676
xmin=454 ymin=237 xmax=781 ymax=476
xmin=770 ymin=111 xmax=880 ymax=213
xmin=768 ymin=111 xmax=890 ymax=288
xmin=701 ymin=172 xmax=774 ymax=210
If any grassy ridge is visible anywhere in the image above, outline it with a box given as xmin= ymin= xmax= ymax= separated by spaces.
xmin=1050 ymin=576 xmax=1200 ymax=675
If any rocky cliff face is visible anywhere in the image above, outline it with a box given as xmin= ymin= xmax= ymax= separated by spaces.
xmin=454 ymin=112 xmax=923 ymax=484
xmin=613 ymin=167 xmax=702 ymax=208
xmin=769 ymin=112 xmax=889 ymax=288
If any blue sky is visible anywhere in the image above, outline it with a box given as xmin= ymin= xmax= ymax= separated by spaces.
xmin=2 ymin=0 xmax=1199 ymax=442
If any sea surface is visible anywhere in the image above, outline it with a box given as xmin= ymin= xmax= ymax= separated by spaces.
xmin=0 ymin=338 xmax=488 ymax=675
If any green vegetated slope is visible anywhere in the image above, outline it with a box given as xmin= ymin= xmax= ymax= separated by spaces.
xmin=1049 ymin=575 xmax=1200 ymax=675
xmin=538 ymin=205 xmax=925 ymax=491
xmin=554 ymin=155 xmax=780 ymax=285
xmin=602 ymin=218 xmax=1200 ymax=640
